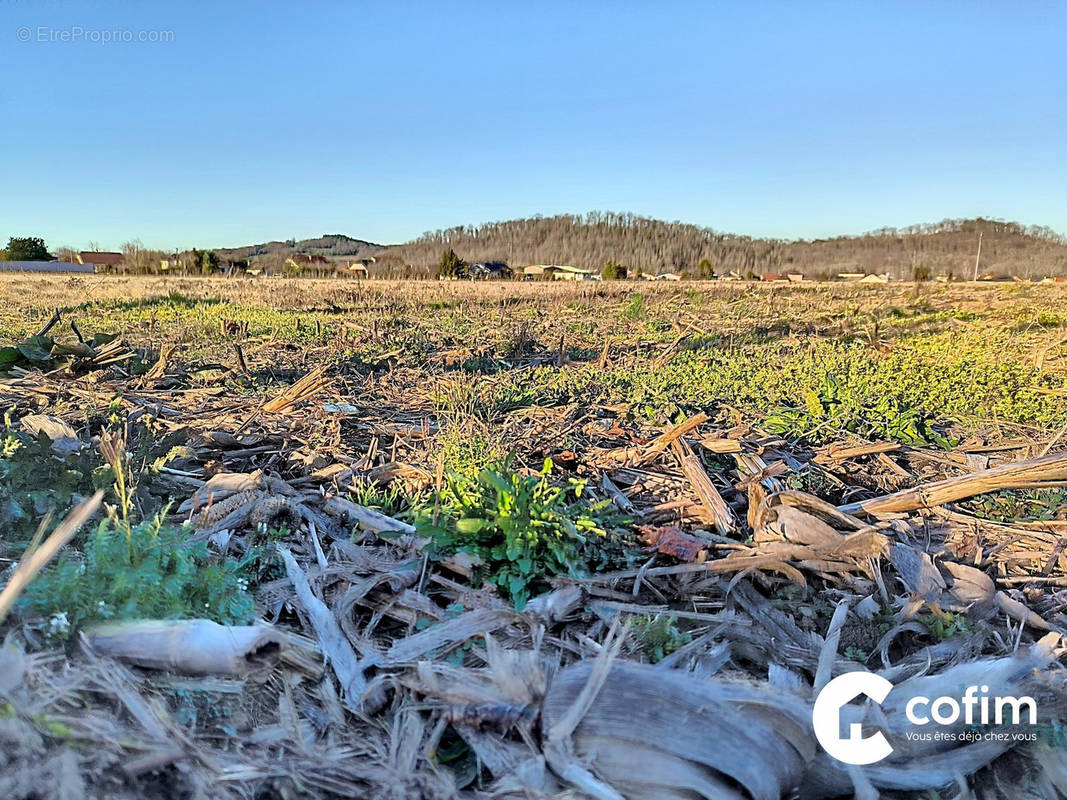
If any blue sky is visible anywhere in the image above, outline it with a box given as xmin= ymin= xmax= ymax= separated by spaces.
xmin=2 ymin=1 xmax=1064 ymax=250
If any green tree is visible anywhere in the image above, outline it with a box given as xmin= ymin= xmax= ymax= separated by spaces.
xmin=2 ymin=236 xmax=52 ymax=261
xmin=602 ymin=259 xmax=628 ymax=280
xmin=199 ymin=249 xmax=219 ymax=275
xmin=189 ymin=248 xmax=219 ymax=275
xmin=437 ymin=248 xmax=466 ymax=279
xmin=697 ymin=258 xmax=715 ymax=280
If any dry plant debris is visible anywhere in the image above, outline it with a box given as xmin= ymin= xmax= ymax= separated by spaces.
xmin=0 ymin=279 xmax=1066 ymax=799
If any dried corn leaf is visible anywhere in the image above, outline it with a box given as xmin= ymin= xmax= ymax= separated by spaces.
xmin=542 ymin=660 xmax=815 ymax=800
xmin=84 ymin=619 xmax=284 ymax=675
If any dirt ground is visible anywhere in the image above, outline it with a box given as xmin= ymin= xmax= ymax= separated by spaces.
xmin=1 ymin=274 xmax=1066 ymax=799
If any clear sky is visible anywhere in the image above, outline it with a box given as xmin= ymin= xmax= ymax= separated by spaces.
xmin=2 ymin=1 xmax=1064 ymax=251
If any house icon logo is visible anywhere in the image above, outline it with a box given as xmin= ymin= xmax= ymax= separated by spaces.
xmin=812 ymin=672 xmax=894 ymax=765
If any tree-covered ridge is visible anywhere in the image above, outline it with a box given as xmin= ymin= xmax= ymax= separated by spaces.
xmin=215 ymin=233 xmax=383 ymax=262
xmin=8 ymin=215 xmax=1066 ymax=279
xmin=381 ymin=213 xmax=1067 ymax=279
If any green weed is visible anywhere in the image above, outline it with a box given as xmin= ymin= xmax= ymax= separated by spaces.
xmin=0 ymin=414 xmax=113 ymax=547
xmin=434 ymin=422 xmax=506 ymax=474
xmin=763 ymin=376 xmax=956 ymax=446
xmin=415 ymin=457 xmax=629 ymax=608
xmin=629 ymin=614 xmax=692 ymax=663
xmin=918 ymin=612 xmax=971 ymax=641
xmin=843 ymin=646 xmax=869 ymax=663
xmin=962 ymin=488 xmax=1067 ymax=522
xmin=348 ymin=478 xmax=426 ymax=522
xmin=622 ymin=293 xmax=646 ymax=320
xmin=18 ymin=514 xmax=256 ymax=640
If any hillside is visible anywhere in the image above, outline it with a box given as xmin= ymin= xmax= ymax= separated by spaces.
xmin=377 ymin=214 xmax=1067 ymax=279
xmin=215 ymin=233 xmax=383 ymax=263
xmin=210 ymin=216 xmax=1067 ymax=279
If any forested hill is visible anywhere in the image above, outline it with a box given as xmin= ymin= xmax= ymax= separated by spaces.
xmin=377 ymin=213 xmax=1067 ymax=279
xmin=216 ymin=234 xmax=382 ymax=262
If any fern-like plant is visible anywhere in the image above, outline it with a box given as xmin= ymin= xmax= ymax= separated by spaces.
xmin=18 ymin=514 xmax=256 ymax=639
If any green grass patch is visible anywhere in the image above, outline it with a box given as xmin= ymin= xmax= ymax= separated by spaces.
xmin=416 ymin=457 xmax=631 ymax=608
xmin=500 ymin=331 xmax=1066 ymax=439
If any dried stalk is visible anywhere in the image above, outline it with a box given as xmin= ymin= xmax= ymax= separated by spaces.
xmin=839 ymin=451 xmax=1067 ymax=516
xmin=0 ymin=491 xmax=103 ymax=624
xmin=634 ymin=412 xmax=708 ymax=466
xmin=670 ymin=437 xmax=735 ymax=536
xmin=262 ymin=366 xmax=330 ymax=413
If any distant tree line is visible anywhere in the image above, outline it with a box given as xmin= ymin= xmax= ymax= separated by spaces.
xmin=6 ymin=215 xmax=1066 ymax=279
xmin=382 ymin=213 xmax=1067 ymax=279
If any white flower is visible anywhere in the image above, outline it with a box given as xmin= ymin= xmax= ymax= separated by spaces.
xmin=47 ymin=612 xmax=70 ymax=635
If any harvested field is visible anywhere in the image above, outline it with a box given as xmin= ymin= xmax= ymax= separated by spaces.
xmin=1 ymin=274 xmax=1067 ymax=799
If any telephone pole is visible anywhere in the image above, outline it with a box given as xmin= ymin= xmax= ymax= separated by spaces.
xmin=972 ymin=231 xmax=983 ymax=281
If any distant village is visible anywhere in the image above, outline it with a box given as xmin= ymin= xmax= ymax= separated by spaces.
xmin=2 ymin=236 xmax=1065 ymax=285
xmin=4 ymin=250 xmax=1067 ymax=285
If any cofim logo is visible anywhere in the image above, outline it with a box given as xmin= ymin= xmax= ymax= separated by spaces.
xmin=813 ymin=672 xmax=1038 ymax=765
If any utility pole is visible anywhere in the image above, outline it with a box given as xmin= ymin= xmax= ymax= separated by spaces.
xmin=972 ymin=231 xmax=983 ymax=281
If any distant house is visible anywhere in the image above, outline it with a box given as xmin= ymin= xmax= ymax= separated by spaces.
xmin=658 ymin=272 xmax=683 ymax=281
xmin=347 ymin=263 xmax=369 ymax=278
xmin=347 ymin=257 xmax=375 ymax=277
xmin=786 ymin=272 xmax=805 ymax=282
xmin=859 ymin=273 xmax=890 ymax=284
xmin=719 ymin=270 xmax=743 ymax=281
xmin=469 ymin=261 xmax=512 ymax=280
xmin=551 ymin=265 xmax=595 ymax=281
xmin=160 ymin=255 xmax=197 ymax=273
xmin=760 ymin=273 xmax=784 ymax=282
xmin=76 ymin=251 xmax=124 ymax=271
xmin=523 ymin=264 xmax=595 ymax=281
xmin=837 ymin=272 xmax=866 ymax=281
xmin=160 ymin=255 xmax=181 ymax=272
